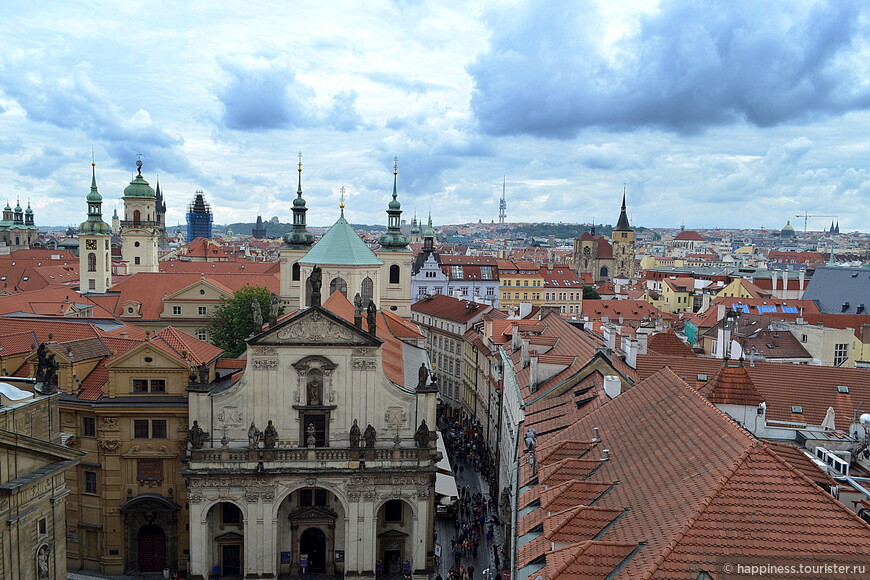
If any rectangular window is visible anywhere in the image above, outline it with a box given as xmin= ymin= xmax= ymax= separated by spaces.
xmin=384 ymin=499 xmax=403 ymax=522
xmin=83 ymin=416 xmax=97 ymax=438
xmin=134 ymin=419 xmax=167 ymax=438
xmin=84 ymin=471 xmax=97 ymax=494
xmin=480 ymin=266 xmax=492 ymax=280
xmin=133 ymin=379 xmax=149 ymax=393
xmin=134 ymin=419 xmax=149 ymax=438
xmin=150 ymin=379 xmax=166 ymax=393
xmin=151 ymin=419 xmax=167 ymax=439
xmin=198 ymin=306 xmax=207 ymax=315
xmin=197 ymin=329 xmax=208 ymax=341
xmin=172 ymin=306 xmax=182 ymax=315
xmin=451 ymin=265 xmax=463 ymax=279
xmin=88 ymin=279 xmax=96 ymax=290
xmin=299 ymin=488 xmax=328 ymax=507
xmin=134 ymin=257 xmax=141 ymax=265
xmin=834 ymin=343 xmax=849 ymax=366
xmin=38 ymin=518 xmax=47 ymax=536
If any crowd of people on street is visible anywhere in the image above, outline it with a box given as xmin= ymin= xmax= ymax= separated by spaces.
xmin=435 ymin=409 xmax=505 ymax=580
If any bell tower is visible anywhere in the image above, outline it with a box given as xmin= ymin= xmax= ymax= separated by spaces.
xmin=79 ymin=160 xmax=113 ymax=293
xmin=120 ymin=159 xmax=159 ymax=273
xmin=611 ymin=189 xmax=636 ymax=281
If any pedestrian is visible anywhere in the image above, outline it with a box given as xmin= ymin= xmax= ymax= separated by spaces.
xmin=468 ymin=564 xmax=475 ymax=580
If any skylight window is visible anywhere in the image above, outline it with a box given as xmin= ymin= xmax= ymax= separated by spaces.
xmin=791 ymin=405 xmax=803 ymax=414
xmin=837 ymin=385 xmax=849 ymax=394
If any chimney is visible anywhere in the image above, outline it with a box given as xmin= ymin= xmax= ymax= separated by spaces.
xmin=603 ymin=375 xmax=621 ymax=398
xmin=511 ymin=323 xmax=521 ymax=352
xmin=521 ymin=341 xmax=530 ymax=368
xmin=636 ymin=332 xmax=648 ymax=355
xmin=603 ymin=323 xmax=616 ymax=350
xmin=771 ymin=269 xmax=778 ymax=291
xmin=799 ymin=268 xmax=806 ymax=292
xmin=529 ymin=352 xmax=539 ymax=392
xmin=781 ymin=269 xmax=788 ymax=290
xmin=624 ymin=337 xmax=638 ymax=369
xmin=717 ymin=304 xmax=726 ymax=321
xmin=592 ymin=427 xmax=600 ymax=442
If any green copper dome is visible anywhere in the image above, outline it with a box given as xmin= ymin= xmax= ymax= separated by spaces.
xmin=123 ymin=161 xmax=155 ymax=199
xmin=24 ymin=204 xmax=33 ymax=215
xmin=301 ymin=212 xmax=383 ymax=266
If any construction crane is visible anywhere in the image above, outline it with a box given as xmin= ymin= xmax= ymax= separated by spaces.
xmin=796 ymin=212 xmax=838 ymax=233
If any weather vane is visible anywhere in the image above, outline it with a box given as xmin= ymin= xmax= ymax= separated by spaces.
xmin=298 ymin=151 xmax=302 ymax=171
xmin=339 ymin=186 xmax=346 ymax=210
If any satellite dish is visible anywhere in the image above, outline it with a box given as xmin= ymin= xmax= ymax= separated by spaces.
xmin=860 ymin=413 xmax=870 ymax=426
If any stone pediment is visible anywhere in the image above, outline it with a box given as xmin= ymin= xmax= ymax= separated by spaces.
xmin=252 ymin=306 xmax=381 ymax=347
xmin=288 ymin=505 xmax=339 ymax=521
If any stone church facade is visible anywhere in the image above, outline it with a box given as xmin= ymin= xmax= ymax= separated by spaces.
xmin=184 ymin=301 xmax=437 ymax=579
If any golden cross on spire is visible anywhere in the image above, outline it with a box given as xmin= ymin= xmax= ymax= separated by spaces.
xmin=339 ymin=186 xmax=346 ymax=210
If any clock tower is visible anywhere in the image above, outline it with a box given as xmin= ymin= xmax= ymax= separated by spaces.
xmin=79 ymin=160 xmax=113 ymax=293
xmin=120 ymin=160 xmax=159 ymax=273
xmin=611 ymin=190 xmax=636 ymax=281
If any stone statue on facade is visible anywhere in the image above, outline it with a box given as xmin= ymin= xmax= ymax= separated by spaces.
xmin=349 ymin=419 xmax=361 ymax=448
xmin=307 ymin=422 xmax=317 ymax=447
xmin=309 ymin=265 xmax=323 ymax=307
xmin=263 ymin=420 xmax=278 ymax=449
xmin=364 ymin=424 xmax=377 ymax=448
xmin=268 ymin=293 xmax=280 ymax=327
xmin=417 ymin=363 xmax=429 ymax=389
xmin=353 ymin=293 xmax=363 ymax=328
xmin=415 ymin=419 xmax=431 ymax=448
xmin=251 ymin=299 xmax=263 ymax=333
xmin=366 ymin=300 xmax=377 ymax=335
xmin=307 ymin=372 xmax=322 ymax=406
xmin=248 ymin=422 xmax=262 ymax=449
xmin=198 ymin=362 xmax=209 ymax=384
xmin=187 ymin=420 xmax=208 ymax=449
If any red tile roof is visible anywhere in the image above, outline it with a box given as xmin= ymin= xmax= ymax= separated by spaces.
xmin=699 ymin=360 xmax=765 ymax=406
xmin=411 ymin=294 xmax=492 ymax=323
xmin=674 ymin=230 xmax=705 ymax=241
xmin=515 ymin=367 xmax=870 ymax=579
xmin=646 ymin=329 xmax=694 ymax=357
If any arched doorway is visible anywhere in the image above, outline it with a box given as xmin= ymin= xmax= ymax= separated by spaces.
xmin=119 ymin=494 xmax=180 ymax=575
xmin=137 ymin=524 xmax=167 ymax=572
xmin=206 ymin=502 xmax=245 ymax=578
xmin=299 ymin=527 xmax=327 ymax=572
xmin=376 ymin=499 xmax=414 ymax=574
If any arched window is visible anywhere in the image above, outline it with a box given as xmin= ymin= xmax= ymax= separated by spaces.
xmin=133 ymin=209 xmax=141 ymax=224
xmin=87 ymin=253 xmax=97 ymax=272
xmin=599 ymin=266 xmax=609 ymax=278
xmin=329 ymin=277 xmax=348 ymax=297
xmin=361 ymin=277 xmax=374 ymax=304
xmin=292 ymin=262 xmax=301 ymax=281
xmin=389 ymin=264 xmax=400 ymax=284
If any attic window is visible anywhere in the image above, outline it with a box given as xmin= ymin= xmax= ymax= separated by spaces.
xmin=791 ymin=405 xmax=803 ymax=414
xmin=837 ymin=385 xmax=849 ymax=394
xmin=22 ymin=276 xmax=28 ymax=281
xmin=697 ymin=374 xmax=708 ymax=382
xmin=200 ymin=289 xmax=206 ymax=295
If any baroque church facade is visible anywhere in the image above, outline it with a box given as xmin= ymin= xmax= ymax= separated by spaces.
xmin=183 ymin=157 xmax=438 ymax=579
xmin=570 ymin=192 xmax=636 ymax=282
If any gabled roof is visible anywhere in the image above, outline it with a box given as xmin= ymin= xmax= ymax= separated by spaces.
xmin=646 ymin=329 xmax=694 ymax=357
xmin=411 ymin=294 xmax=491 ymax=323
xmin=515 ymin=367 xmax=870 ymax=579
xmin=300 ymin=213 xmax=382 ymax=266
xmin=674 ymin=230 xmax=705 ymax=241
xmin=699 ymin=359 xmax=764 ymax=406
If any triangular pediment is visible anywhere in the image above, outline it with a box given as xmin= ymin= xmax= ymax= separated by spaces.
xmin=106 ymin=342 xmax=190 ymax=370
xmin=250 ymin=306 xmax=381 ymax=347
xmin=163 ymin=279 xmax=232 ymax=302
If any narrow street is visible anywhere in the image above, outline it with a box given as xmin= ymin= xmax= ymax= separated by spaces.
xmin=433 ymin=416 xmax=505 ymax=580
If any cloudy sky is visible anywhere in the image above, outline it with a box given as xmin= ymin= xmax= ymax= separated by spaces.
xmin=2 ymin=0 xmax=870 ymax=231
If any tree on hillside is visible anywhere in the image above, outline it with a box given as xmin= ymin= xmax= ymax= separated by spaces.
xmin=582 ymin=285 xmax=601 ymax=300
xmin=208 ymin=285 xmax=283 ymax=358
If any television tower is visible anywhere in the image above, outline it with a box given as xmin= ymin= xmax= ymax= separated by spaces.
xmin=498 ymin=176 xmax=507 ymax=224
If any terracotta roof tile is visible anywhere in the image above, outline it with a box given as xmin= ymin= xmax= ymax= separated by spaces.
xmin=646 ymin=329 xmax=694 ymax=357
xmin=699 ymin=360 xmax=765 ymax=406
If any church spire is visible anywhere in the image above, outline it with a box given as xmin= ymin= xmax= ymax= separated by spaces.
xmin=379 ymin=157 xmax=410 ymax=251
xmin=614 ymin=187 xmax=632 ymax=231
xmin=283 ymin=151 xmax=315 ymax=248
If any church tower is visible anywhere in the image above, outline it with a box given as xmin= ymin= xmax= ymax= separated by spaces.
xmin=79 ymin=160 xmax=113 ymax=293
xmin=409 ymin=212 xmax=421 ymax=245
xmin=185 ymin=190 xmax=214 ymax=242
xmin=611 ymin=190 xmax=636 ymax=281
xmin=120 ymin=160 xmax=159 ymax=273
xmin=112 ymin=208 xmax=119 ymax=234
xmin=279 ymin=152 xmax=316 ymax=301
xmin=252 ymin=215 xmax=267 ymax=239
xmin=377 ymin=157 xmax=412 ymax=317
xmin=155 ymin=177 xmax=168 ymax=244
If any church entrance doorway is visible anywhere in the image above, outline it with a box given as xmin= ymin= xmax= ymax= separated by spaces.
xmin=220 ymin=543 xmax=243 ymax=577
xmin=299 ymin=527 xmax=327 ymax=572
xmin=136 ymin=524 xmax=167 ymax=572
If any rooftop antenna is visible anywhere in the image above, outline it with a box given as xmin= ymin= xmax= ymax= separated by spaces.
xmin=498 ymin=176 xmax=507 ymax=224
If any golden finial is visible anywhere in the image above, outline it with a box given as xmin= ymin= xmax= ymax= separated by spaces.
xmin=91 ymin=147 xmax=95 ymax=167
xmin=298 ymin=151 xmax=303 ymax=173
xmin=339 ymin=186 xmax=346 ymax=210
xmin=393 ymin=156 xmax=398 ymax=175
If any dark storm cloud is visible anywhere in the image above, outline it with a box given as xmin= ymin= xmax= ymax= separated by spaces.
xmin=469 ymin=0 xmax=870 ymax=137
xmin=216 ymin=57 xmax=365 ymax=132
